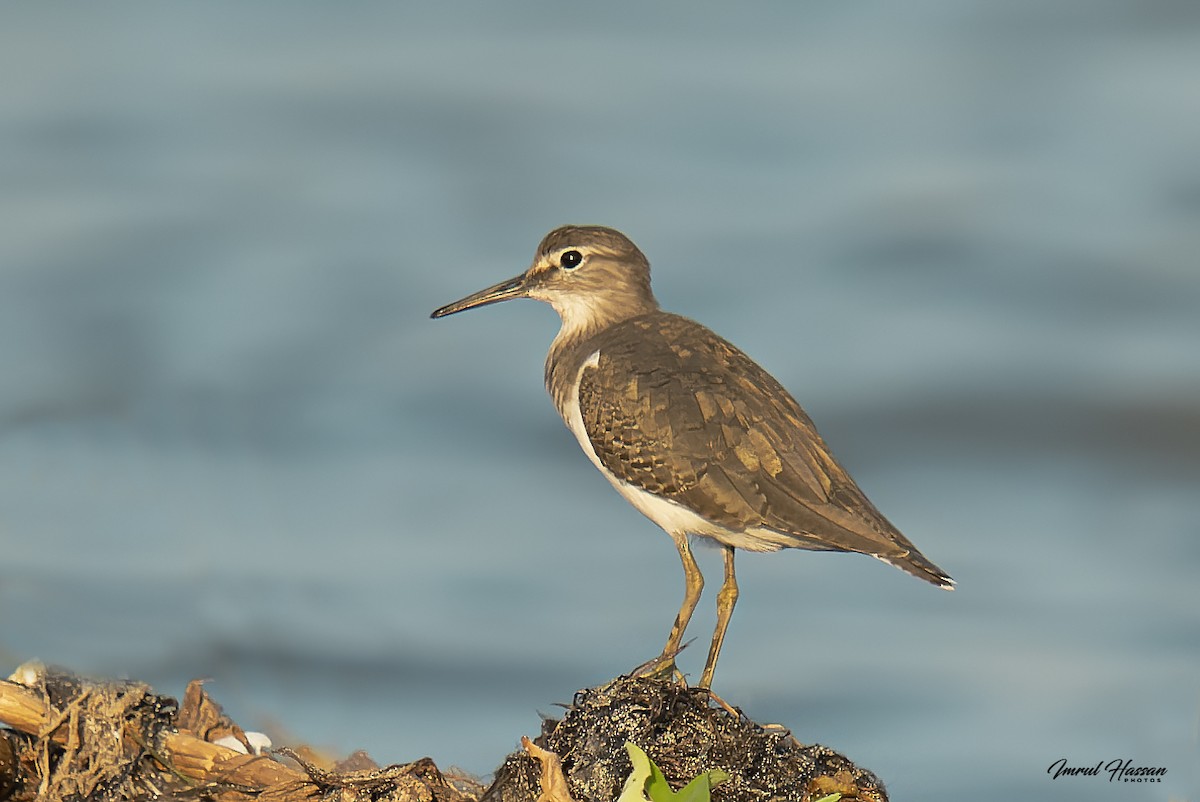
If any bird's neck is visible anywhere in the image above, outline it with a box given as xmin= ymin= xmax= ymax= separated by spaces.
xmin=548 ymin=291 xmax=657 ymax=355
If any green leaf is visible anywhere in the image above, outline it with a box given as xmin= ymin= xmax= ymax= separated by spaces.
xmin=621 ymin=743 xmax=729 ymax=802
xmin=810 ymin=794 xmax=842 ymax=802
xmin=672 ymin=768 xmax=730 ymax=802
xmin=619 ymin=743 xmax=656 ymax=802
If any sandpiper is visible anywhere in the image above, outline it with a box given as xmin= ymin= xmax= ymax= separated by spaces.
xmin=432 ymin=225 xmax=952 ymax=688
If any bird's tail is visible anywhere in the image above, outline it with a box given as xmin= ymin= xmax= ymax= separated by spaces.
xmin=881 ymin=548 xmax=955 ymax=590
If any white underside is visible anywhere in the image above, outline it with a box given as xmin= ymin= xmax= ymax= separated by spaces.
xmin=562 ymin=350 xmax=797 ymax=552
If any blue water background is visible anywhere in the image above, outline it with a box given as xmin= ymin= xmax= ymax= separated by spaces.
xmin=1 ymin=4 xmax=1198 ymax=801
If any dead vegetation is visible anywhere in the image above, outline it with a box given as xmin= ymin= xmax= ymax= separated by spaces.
xmin=0 ymin=663 xmax=885 ymax=802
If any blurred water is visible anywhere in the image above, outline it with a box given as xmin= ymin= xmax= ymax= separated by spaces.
xmin=2 ymin=3 xmax=1198 ymax=801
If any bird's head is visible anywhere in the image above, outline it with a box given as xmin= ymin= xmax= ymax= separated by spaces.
xmin=431 ymin=225 xmax=659 ymax=335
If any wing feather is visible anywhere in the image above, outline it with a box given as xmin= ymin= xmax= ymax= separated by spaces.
xmin=575 ymin=313 xmax=951 ymax=586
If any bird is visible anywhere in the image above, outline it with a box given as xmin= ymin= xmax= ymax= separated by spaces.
xmin=431 ymin=225 xmax=952 ymax=688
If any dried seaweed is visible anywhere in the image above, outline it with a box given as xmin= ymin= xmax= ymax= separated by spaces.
xmin=0 ymin=665 xmax=884 ymax=802
xmin=483 ymin=677 xmax=885 ymax=802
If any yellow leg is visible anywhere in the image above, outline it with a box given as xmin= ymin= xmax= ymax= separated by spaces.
xmin=661 ymin=531 xmax=704 ymax=662
xmin=699 ymin=546 xmax=738 ymax=689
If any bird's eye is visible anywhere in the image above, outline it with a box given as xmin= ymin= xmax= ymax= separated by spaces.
xmin=559 ymin=250 xmax=583 ymax=270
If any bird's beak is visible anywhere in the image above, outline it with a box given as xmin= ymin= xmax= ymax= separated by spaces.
xmin=430 ymin=272 xmax=530 ymax=319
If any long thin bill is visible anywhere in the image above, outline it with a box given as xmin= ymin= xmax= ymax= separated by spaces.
xmin=430 ymin=273 xmax=528 ymax=319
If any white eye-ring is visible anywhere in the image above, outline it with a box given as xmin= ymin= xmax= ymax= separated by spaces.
xmin=559 ymin=250 xmax=583 ymax=270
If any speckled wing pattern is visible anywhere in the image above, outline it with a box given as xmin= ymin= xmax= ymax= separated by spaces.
xmin=576 ymin=313 xmax=951 ymax=587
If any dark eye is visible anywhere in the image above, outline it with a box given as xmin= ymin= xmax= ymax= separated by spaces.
xmin=560 ymin=250 xmax=583 ymax=270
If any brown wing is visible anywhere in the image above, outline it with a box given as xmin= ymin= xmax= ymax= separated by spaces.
xmin=577 ymin=314 xmax=952 ymax=587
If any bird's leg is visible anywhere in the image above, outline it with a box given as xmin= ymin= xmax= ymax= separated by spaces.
xmin=652 ymin=531 xmax=704 ymax=679
xmin=699 ymin=545 xmax=738 ymax=689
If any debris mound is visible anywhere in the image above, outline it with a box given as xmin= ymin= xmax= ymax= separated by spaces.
xmin=0 ymin=662 xmax=479 ymax=802
xmin=483 ymin=676 xmax=886 ymax=802
xmin=0 ymin=664 xmax=885 ymax=802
